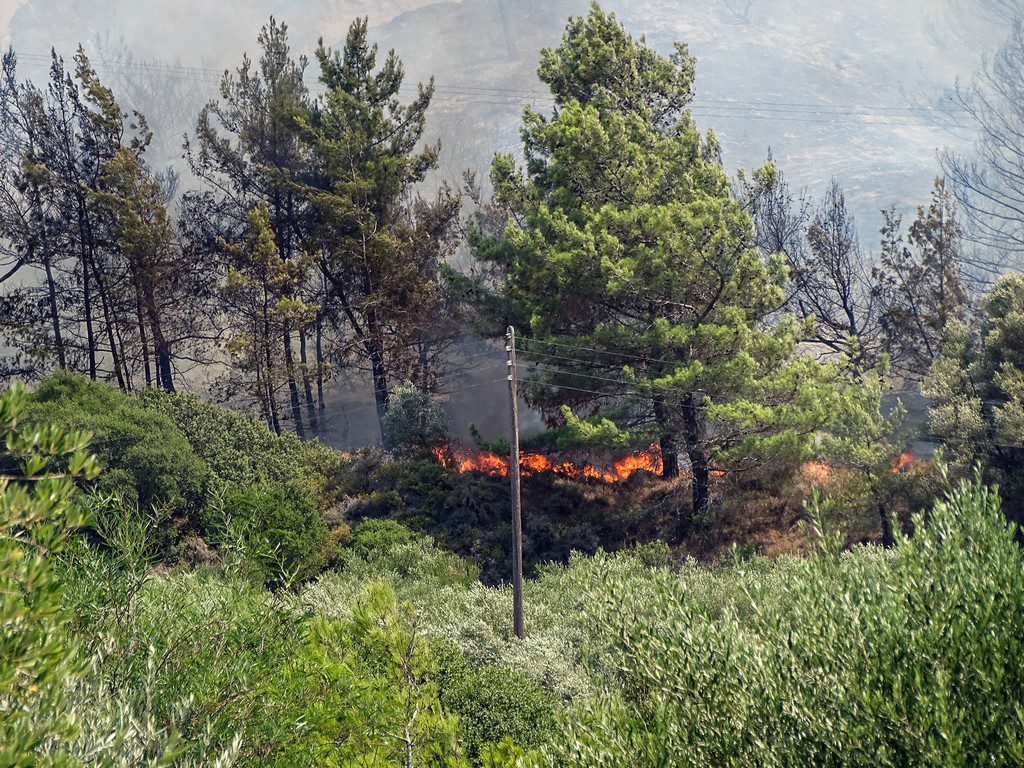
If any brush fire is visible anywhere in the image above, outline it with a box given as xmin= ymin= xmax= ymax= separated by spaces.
xmin=432 ymin=444 xmax=664 ymax=483
xmin=433 ymin=446 xmax=920 ymax=484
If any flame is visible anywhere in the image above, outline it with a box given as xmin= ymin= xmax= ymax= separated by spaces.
xmin=893 ymin=452 xmax=915 ymax=473
xmin=433 ymin=444 xmax=663 ymax=483
xmin=800 ymin=452 xmax=917 ymax=483
xmin=433 ymin=447 xmax=919 ymax=485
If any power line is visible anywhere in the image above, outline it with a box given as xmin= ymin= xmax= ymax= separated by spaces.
xmin=7 ymin=50 xmax=974 ymax=130
xmin=522 ymin=337 xmax=687 ymax=368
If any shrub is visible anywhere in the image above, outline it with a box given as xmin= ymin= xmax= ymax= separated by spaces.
xmin=345 ymin=518 xmax=419 ymax=559
xmin=0 ymin=382 xmax=98 ymax=764
xmin=540 ymin=478 xmax=1024 ymax=767
xmin=380 ymin=384 xmax=450 ymax=456
xmin=138 ymin=388 xmax=339 ymax=492
xmin=433 ymin=642 xmax=557 ymax=760
xmin=27 ymin=372 xmax=209 ymax=527
xmin=217 ymin=482 xmax=330 ymax=585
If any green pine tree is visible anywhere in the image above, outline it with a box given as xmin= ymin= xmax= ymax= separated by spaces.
xmin=925 ymin=272 xmax=1024 ymax=523
xmin=464 ymin=3 xmax=849 ymax=525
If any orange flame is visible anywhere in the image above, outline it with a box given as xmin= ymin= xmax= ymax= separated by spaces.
xmin=893 ymin=452 xmax=915 ymax=473
xmin=433 ymin=444 xmax=663 ymax=483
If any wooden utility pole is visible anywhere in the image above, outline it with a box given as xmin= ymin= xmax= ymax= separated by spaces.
xmin=506 ymin=325 xmax=525 ymax=639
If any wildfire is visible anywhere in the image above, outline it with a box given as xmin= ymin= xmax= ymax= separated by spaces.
xmin=432 ymin=447 xmax=919 ymax=485
xmin=432 ymin=444 xmax=663 ymax=483
xmin=893 ymin=452 xmax=916 ymax=473
xmin=801 ymin=460 xmax=832 ymax=482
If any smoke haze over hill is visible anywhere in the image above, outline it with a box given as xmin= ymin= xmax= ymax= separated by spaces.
xmin=2 ymin=1 xmax=1010 ymax=224
xmin=1 ymin=0 xmax=1016 ymax=447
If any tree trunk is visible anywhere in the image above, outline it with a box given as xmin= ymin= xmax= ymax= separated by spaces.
xmin=282 ymin=324 xmax=305 ymax=439
xmin=261 ymin=305 xmax=281 ymax=435
xmin=315 ymin=311 xmax=325 ymax=423
xmin=134 ymin=284 xmax=152 ymax=387
xmin=680 ymin=393 xmax=712 ymax=524
xmin=88 ymin=254 xmax=127 ymax=391
xmin=878 ymin=501 xmax=896 ymax=548
xmin=42 ymin=257 xmax=66 ymax=368
xmin=368 ymin=339 xmax=390 ymax=442
xmin=660 ymin=432 xmax=680 ymax=479
xmin=82 ymin=257 xmax=96 ymax=379
xmin=299 ymin=327 xmax=317 ymax=434
xmin=141 ymin=283 xmax=174 ymax=392
xmin=653 ymin=397 xmax=680 ymax=479
xmin=266 ymin=380 xmax=281 ymax=434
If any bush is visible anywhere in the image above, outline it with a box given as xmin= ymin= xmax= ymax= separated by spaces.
xmin=433 ymin=642 xmax=557 ymax=760
xmin=27 ymin=372 xmax=209 ymax=537
xmin=345 ymin=519 xmax=419 ymax=559
xmin=380 ymin=384 xmax=449 ymax=456
xmin=218 ymin=482 xmax=330 ymax=585
xmin=540 ymin=478 xmax=1024 ymax=767
xmin=139 ymin=388 xmax=339 ymax=492
xmin=0 ymin=382 xmax=98 ymax=764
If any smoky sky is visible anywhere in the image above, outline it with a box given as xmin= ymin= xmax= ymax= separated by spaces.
xmin=1 ymin=0 xmax=1009 ymax=229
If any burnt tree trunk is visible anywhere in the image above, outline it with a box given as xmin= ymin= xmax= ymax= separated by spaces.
xmin=680 ymin=393 xmax=712 ymax=524
xmin=282 ymin=324 xmax=305 ymax=439
xmin=653 ymin=397 xmax=680 ymax=479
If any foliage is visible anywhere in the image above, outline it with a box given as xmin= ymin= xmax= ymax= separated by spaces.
xmin=185 ymin=17 xmax=319 ymax=437
xmin=539 ymin=477 xmax=1024 ymax=767
xmin=27 ymin=371 xmax=209 ymax=526
xmin=300 ymin=17 xmax=462 ymax=435
xmin=875 ymin=177 xmax=970 ymax=381
xmin=433 ymin=642 xmax=558 ymax=760
xmin=297 ymin=584 xmax=469 ymax=766
xmin=381 ymin=383 xmax=451 ymax=456
xmin=216 ymin=481 xmax=330 ymax=587
xmin=819 ymin=365 xmax=916 ymax=545
xmin=463 ymin=3 xmax=851 ymax=526
xmin=332 ymin=449 xmax=663 ymax=584
xmin=27 ymin=372 xmax=341 ymax=571
xmin=925 ymin=272 xmax=1024 ymax=522
xmin=0 ymin=382 xmax=99 ymax=766
xmin=138 ymin=368 xmax=338 ymax=490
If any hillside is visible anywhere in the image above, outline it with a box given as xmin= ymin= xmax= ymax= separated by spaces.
xmin=5 ymin=375 xmax=1024 ymax=765
xmin=1 ymin=0 xmax=1007 ymax=232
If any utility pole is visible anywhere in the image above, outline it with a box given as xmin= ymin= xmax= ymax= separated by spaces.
xmin=506 ymin=325 xmax=525 ymax=639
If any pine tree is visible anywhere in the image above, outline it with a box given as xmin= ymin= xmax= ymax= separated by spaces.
xmin=0 ymin=49 xmax=162 ymax=387
xmin=874 ymin=177 xmax=970 ymax=381
xmin=299 ymin=17 xmax=460 ymax=441
xmin=91 ymin=146 xmax=202 ymax=392
xmin=464 ymin=4 xmax=846 ymax=524
xmin=925 ymin=273 xmax=1024 ymax=523
xmin=185 ymin=17 xmax=315 ymax=436
xmin=218 ymin=205 xmax=315 ymax=434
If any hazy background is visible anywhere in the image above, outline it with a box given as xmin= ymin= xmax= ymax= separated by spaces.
xmin=0 ymin=0 xmax=1013 ymax=446
xmin=2 ymin=1 xmax=1008 ymax=225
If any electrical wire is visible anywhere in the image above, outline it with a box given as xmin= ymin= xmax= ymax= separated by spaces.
xmin=7 ymin=50 xmax=974 ymax=130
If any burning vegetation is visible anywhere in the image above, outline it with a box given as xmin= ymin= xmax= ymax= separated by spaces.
xmin=433 ymin=447 xmax=921 ymax=485
xmin=432 ymin=444 xmax=664 ymax=483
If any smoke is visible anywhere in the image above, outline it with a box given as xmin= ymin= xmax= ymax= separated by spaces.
xmin=1 ymin=0 xmax=1008 ymax=223
xmin=0 ymin=0 xmax=1014 ymax=448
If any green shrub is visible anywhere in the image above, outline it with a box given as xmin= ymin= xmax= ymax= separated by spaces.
xmin=540 ymin=478 xmax=1024 ymax=767
xmin=345 ymin=519 xmax=419 ymax=559
xmin=218 ymin=482 xmax=329 ymax=585
xmin=0 ymin=382 xmax=98 ymax=764
xmin=433 ymin=642 xmax=557 ymax=760
xmin=27 ymin=372 xmax=209 ymax=527
xmin=138 ymin=388 xmax=339 ymax=492
xmin=380 ymin=384 xmax=450 ymax=456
